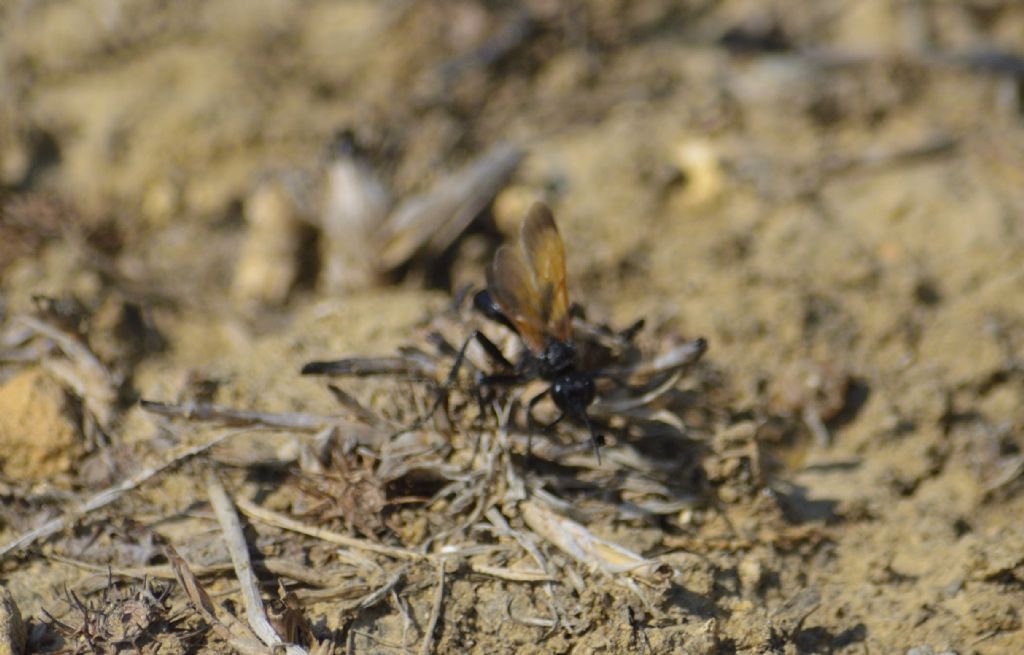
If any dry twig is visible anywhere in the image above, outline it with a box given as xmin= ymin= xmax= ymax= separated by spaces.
xmin=140 ymin=399 xmax=335 ymax=432
xmin=206 ymin=473 xmax=309 ymax=654
xmin=235 ymin=497 xmax=425 ymax=561
xmin=520 ymin=500 xmax=668 ymax=580
xmin=49 ymin=553 xmax=342 ymax=588
xmin=17 ymin=314 xmax=118 ymax=429
xmin=0 ymin=431 xmax=239 ymax=559
xmin=420 ymin=559 xmax=447 ymax=655
xmin=469 ymin=564 xmax=554 ymax=582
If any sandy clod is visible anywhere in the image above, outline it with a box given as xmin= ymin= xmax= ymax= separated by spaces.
xmin=0 ymin=369 xmax=81 ymax=481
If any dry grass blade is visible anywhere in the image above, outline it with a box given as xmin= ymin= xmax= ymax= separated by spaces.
xmin=375 ymin=142 xmax=522 ymax=270
xmin=771 ymin=587 xmax=822 ymax=638
xmin=300 ymin=354 xmax=438 ymax=378
xmin=0 ymin=341 xmax=49 ymax=363
xmin=319 ymin=132 xmax=391 ymax=293
xmin=591 ymin=370 xmax=684 ymax=415
xmin=326 ymin=384 xmax=396 ymax=429
xmin=589 ymin=337 xmax=707 ymax=417
xmin=420 ymin=559 xmax=446 ymax=655
xmin=17 ymin=314 xmax=118 ymax=428
xmin=235 ymin=496 xmax=425 ymax=561
xmin=520 ymin=500 xmax=668 ymax=580
xmin=485 ymin=507 xmax=549 ymax=573
xmin=469 ymin=564 xmax=555 ymax=582
xmin=354 ymin=565 xmax=408 ymax=610
xmin=206 ymin=473 xmax=309 ymax=654
xmin=167 ymin=549 xmax=218 ymax=619
xmin=0 ymin=589 xmax=26 ymax=655
xmin=140 ymin=399 xmax=335 ymax=432
xmin=166 ymin=545 xmax=270 ymax=654
xmin=983 ymin=453 xmax=1024 ymax=495
xmin=0 ymin=431 xmax=239 ymax=559
xmin=51 ymin=553 xmax=341 ymax=588
xmin=599 ymin=337 xmax=708 ymax=381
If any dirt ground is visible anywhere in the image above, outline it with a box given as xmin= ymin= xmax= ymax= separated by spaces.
xmin=2 ymin=1 xmax=1024 ymax=653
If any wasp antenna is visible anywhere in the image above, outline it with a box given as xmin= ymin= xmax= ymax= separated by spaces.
xmin=582 ymin=412 xmax=602 ymax=464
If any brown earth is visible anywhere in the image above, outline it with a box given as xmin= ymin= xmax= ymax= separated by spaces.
xmin=2 ymin=1 xmax=1024 ymax=653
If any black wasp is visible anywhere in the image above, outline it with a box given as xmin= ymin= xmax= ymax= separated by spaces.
xmin=449 ymin=201 xmax=604 ymax=459
xmin=303 ymin=202 xmax=635 ymax=460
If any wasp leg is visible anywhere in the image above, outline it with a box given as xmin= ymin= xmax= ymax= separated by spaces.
xmin=469 ymin=329 xmax=515 ymax=371
xmin=580 ymin=411 xmax=603 ymax=465
xmin=398 ymin=330 xmax=513 ymax=435
xmin=453 ymin=331 xmax=518 ymax=423
xmin=474 ymin=290 xmax=520 ymax=334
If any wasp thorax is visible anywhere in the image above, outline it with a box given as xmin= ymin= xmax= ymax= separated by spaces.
xmin=537 ymin=338 xmax=577 ymax=379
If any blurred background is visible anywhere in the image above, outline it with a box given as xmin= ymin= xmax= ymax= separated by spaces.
xmin=2 ymin=1 xmax=1024 ymax=652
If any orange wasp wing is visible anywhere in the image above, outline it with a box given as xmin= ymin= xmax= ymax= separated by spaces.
xmin=487 ymin=243 xmax=548 ymax=352
xmin=520 ymin=202 xmax=571 ymax=342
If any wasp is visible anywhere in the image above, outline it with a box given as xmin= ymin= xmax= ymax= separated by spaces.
xmin=301 ymin=201 xmax=707 ymax=460
xmin=450 ymin=201 xmax=604 ymax=459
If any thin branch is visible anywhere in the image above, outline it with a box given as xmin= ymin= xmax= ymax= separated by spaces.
xmin=0 ymin=431 xmax=239 ymax=559
xmin=327 ymin=384 xmax=396 ymax=429
xmin=49 ymin=553 xmax=344 ymax=588
xmin=300 ymin=355 xmax=437 ymax=379
xmin=16 ymin=315 xmax=117 ymax=426
xmin=469 ymin=564 xmax=555 ymax=582
xmin=235 ymin=497 xmax=426 ymax=561
xmin=354 ymin=565 xmax=408 ymax=610
xmin=140 ymin=399 xmax=336 ymax=432
xmin=206 ymin=473 xmax=308 ymax=655
xmin=420 ymin=559 xmax=446 ymax=655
